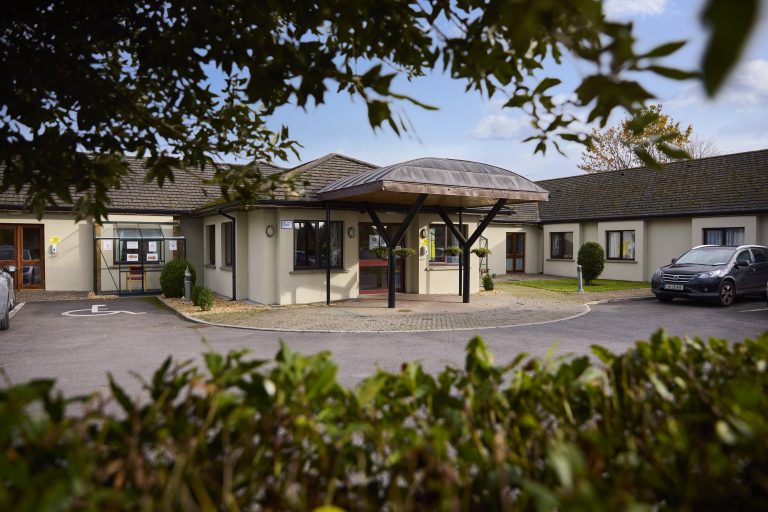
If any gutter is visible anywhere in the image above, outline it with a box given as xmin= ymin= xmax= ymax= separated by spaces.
xmin=218 ymin=209 xmax=237 ymax=301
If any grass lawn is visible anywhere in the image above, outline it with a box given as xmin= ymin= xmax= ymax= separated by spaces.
xmin=503 ymin=278 xmax=650 ymax=293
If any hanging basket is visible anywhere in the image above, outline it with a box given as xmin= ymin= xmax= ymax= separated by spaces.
xmin=471 ymin=247 xmax=492 ymax=258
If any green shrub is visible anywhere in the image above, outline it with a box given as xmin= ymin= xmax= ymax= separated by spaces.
xmin=190 ymin=284 xmax=204 ymax=306
xmin=159 ymin=260 xmax=196 ymax=297
xmin=444 ymin=246 xmax=463 ymax=256
xmin=577 ymin=241 xmax=605 ymax=285
xmin=3 ymin=330 xmax=768 ymax=511
xmin=482 ymin=273 xmax=494 ymax=290
xmin=197 ymin=287 xmax=214 ymax=311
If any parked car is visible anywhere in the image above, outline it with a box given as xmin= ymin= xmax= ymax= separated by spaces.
xmin=1 ymin=264 xmax=16 ymax=330
xmin=651 ymin=245 xmax=768 ymax=307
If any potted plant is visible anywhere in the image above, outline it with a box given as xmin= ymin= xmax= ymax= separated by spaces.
xmin=444 ymin=247 xmax=463 ymax=256
xmin=372 ymin=246 xmax=416 ymax=259
xmin=471 ymin=247 xmax=491 ymax=258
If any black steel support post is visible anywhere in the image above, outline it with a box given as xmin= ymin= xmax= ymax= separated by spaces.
xmin=325 ymin=202 xmax=331 ymax=305
xmin=458 ymin=209 xmax=463 ymax=296
xmin=460 ymin=199 xmax=506 ymax=303
xmin=365 ymin=194 xmax=427 ymax=308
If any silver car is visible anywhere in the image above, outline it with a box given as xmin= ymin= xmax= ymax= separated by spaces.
xmin=1 ymin=265 xmax=16 ymax=330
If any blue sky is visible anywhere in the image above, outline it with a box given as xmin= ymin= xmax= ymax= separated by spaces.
xmin=268 ymin=0 xmax=768 ymax=180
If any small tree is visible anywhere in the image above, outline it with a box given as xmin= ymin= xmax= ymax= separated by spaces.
xmin=577 ymin=242 xmax=605 ymax=286
xmin=160 ymin=260 xmax=196 ymax=297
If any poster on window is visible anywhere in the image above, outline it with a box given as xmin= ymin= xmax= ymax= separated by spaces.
xmin=146 ymin=253 xmax=159 ymax=262
xmin=369 ymin=235 xmax=380 ymax=249
xmin=126 ymin=240 xmax=139 ymax=249
xmin=148 ymin=241 xmax=157 ymax=253
xmin=126 ymin=253 xmax=139 ymax=262
xmin=169 ymin=240 xmax=177 ymax=251
xmin=102 ymin=239 xmax=113 ymax=251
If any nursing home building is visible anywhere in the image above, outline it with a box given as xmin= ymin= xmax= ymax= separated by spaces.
xmin=1 ymin=149 xmax=766 ymax=306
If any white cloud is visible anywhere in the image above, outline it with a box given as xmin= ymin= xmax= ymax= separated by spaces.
xmin=668 ymin=58 xmax=768 ymax=110
xmin=604 ymin=0 xmax=671 ymax=18
xmin=471 ymin=115 xmax=529 ymax=140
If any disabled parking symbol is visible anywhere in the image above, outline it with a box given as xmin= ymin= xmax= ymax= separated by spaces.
xmin=62 ymin=304 xmax=146 ymax=317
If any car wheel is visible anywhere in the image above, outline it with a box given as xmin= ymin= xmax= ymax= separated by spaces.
xmin=0 ymin=303 xmax=8 ymax=330
xmin=717 ymin=280 xmax=735 ymax=307
xmin=655 ymin=293 xmax=673 ymax=302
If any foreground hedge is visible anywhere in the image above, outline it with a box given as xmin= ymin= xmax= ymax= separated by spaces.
xmin=2 ymin=330 xmax=768 ymax=511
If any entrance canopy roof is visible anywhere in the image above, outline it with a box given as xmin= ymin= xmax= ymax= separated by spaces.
xmin=318 ymin=157 xmax=548 ymax=207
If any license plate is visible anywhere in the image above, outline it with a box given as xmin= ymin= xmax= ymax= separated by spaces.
xmin=664 ymin=284 xmax=684 ymax=291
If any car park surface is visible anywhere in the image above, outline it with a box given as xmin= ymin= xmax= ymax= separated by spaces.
xmin=1 ymin=296 xmax=766 ymax=398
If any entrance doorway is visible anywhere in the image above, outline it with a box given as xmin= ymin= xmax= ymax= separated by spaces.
xmin=506 ymin=232 xmax=525 ymax=273
xmin=358 ymin=222 xmax=405 ymax=294
xmin=0 ymin=224 xmax=45 ymax=289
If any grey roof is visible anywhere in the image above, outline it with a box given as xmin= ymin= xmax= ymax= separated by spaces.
xmin=270 ymin=153 xmax=378 ymax=200
xmin=0 ymin=158 xmax=286 ymax=214
xmin=535 ymin=149 xmax=768 ymax=223
xmin=318 ymin=157 xmax=549 ymax=207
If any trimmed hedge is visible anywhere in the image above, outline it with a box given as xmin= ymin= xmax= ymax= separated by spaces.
xmin=159 ymin=260 xmax=196 ymax=297
xmin=482 ymin=273 xmax=494 ymax=290
xmin=190 ymin=284 xmax=204 ymax=306
xmin=197 ymin=287 xmax=214 ymax=311
xmin=577 ymin=241 xmax=605 ymax=285
xmin=2 ymin=330 xmax=768 ymax=510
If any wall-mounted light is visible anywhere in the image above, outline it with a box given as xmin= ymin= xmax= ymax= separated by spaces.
xmin=347 ymin=226 xmax=356 ymax=239
xmin=265 ymin=225 xmax=275 ymax=238
xmin=419 ymin=228 xmax=427 ymax=239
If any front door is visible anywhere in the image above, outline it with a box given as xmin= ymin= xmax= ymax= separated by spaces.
xmin=358 ymin=222 xmax=405 ymax=294
xmin=0 ymin=224 xmax=45 ymax=289
xmin=506 ymin=233 xmax=525 ymax=273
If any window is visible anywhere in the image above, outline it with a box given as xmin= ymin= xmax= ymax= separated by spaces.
xmin=703 ymin=227 xmax=745 ymax=246
xmin=550 ymin=232 xmax=573 ymax=259
xmin=294 ymin=220 xmax=343 ymax=269
xmin=606 ymin=230 xmax=635 ymax=260
xmin=736 ymin=249 xmax=753 ymax=264
xmin=753 ymin=248 xmax=767 ymax=263
xmin=206 ymin=225 xmax=216 ymax=266
xmin=429 ymin=224 xmax=466 ymax=264
xmin=222 ymin=222 xmax=233 ymax=268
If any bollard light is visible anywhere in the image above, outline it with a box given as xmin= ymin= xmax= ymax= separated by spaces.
xmin=576 ymin=264 xmax=585 ymax=294
xmin=184 ymin=266 xmax=191 ymax=302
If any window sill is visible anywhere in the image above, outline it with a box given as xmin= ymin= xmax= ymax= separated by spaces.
xmin=204 ymin=264 xmax=216 ymax=269
xmin=426 ymin=265 xmax=459 ymax=271
xmin=219 ymin=266 xmax=233 ymax=272
xmin=546 ymin=258 xmax=574 ymax=262
xmin=290 ymin=268 xmax=348 ymax=274
xmin=606 ymin=259 xmax=637 ymax=264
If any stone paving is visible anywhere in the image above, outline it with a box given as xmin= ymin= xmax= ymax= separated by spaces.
xmin=169 ymin=291 xmax=590 ymax=332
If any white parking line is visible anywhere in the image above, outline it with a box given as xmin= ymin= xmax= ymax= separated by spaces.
xmin=9 ymin=301 xmax=25 ymax=319
xmin=739 ymin=307 xmax=768 ymax=313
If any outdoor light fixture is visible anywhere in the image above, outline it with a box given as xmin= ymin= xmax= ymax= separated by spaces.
xmin=265 ymin=225 xmax=275 ymax=237
xmin=347 ymin=226 xmax=356 ymax=238
xmin=419 ymin=228 xmax=427 ymax=239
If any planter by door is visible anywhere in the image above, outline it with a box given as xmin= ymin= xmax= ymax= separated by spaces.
xmin=358 ymin=223 xmax=404 ymax=294
xmin=506 ymin=232 xmax=525 ymax=273
xmin=0 ymin=224 xmax=45 ymax=289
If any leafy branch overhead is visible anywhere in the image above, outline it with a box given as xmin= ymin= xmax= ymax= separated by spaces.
xmin=0 ymin=0 xmax=759 ymax=219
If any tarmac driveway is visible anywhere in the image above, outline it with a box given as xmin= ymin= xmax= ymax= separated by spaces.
xmin=1 ymin=296 xmax=766 ymax=398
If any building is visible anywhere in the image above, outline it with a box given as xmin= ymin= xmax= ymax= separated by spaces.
xmin=1 ymin=149 xmax=767 ymax=302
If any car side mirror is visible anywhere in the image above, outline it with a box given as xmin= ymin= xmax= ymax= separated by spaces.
xmin=735 ymin=259 xmax=750 ymax=267
xmin=670 ymin=258 xmax=677 ymax=264
xmin=5 ymin=265 xmax=15 ymax=273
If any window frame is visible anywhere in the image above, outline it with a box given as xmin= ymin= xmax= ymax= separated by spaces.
xmin=293 ymin=220 xmax=344 ymax=270
xmin=549 ymin=232 xmax=573 ymax=260
xmin=606 ymin=230 xmax=636 ymax=261
xmin=428 ymin=223 xmax=467 ymax=266
xmin=703 ymin=227 xmax=745 ymax=247
xmin=206 ymin=225 xmax=216 ymax=266
xmin=222 ymin=221 xmax=233 ymax=268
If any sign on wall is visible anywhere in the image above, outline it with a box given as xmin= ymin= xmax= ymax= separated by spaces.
xmin=126 ymin=241 xmax=139 ymax=250
xmin=126 ymin=253 xmax=139 ymax=262
xmin=148 ymin=241 xmax=157 ymax=253
xmin=281 ymin=220 xmax=293 ymax=230
xmin=169 ymin=240 xmax=177 ymax=251
xmin=49 ymin=236 xmax=61 ymax=245
xmin=102 ymin=239 xmax=113 ymax=251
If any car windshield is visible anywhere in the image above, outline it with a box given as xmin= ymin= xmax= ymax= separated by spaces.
xmin=675 ymin=247 xmax=736 ymax=266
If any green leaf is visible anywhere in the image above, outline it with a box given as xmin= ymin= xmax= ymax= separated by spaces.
xmin=108 ymin=373 xmax=134 ymax=414
xmin=591 ymin=345 xmax=615 ymax=364
xmin=641 ymin=40 xmax=687 ymax=58
xmin=646 ymin=65 xmax=699 ymax=80
xmin=701 ymin=0 xmax=759 ymax=96
xmin=533 ymin=77 xmax=561 ymax=95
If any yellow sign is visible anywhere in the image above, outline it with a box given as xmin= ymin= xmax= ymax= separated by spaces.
xmin=49 ymin=236 xmax=61 ymax=245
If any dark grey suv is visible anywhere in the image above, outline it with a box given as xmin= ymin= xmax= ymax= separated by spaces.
xmin=651 ymin=245 xmax=768 ymax=307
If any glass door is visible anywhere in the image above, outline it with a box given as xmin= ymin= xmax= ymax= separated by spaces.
xmin=358 ymin=223 xmax=405 ymax=294
xmin=0 ymin=224 xmax=45 ymax=289
xmin=506 ymin=233 xmax=525 ymax=273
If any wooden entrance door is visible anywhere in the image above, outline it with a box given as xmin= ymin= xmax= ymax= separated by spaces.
xmin=506 ymin=233 xmax=525 ymax=273
xmin=0 ymin=224 xmax=45 ymax=289
xmin=358 ymin=223 xmax=405 ymax=294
